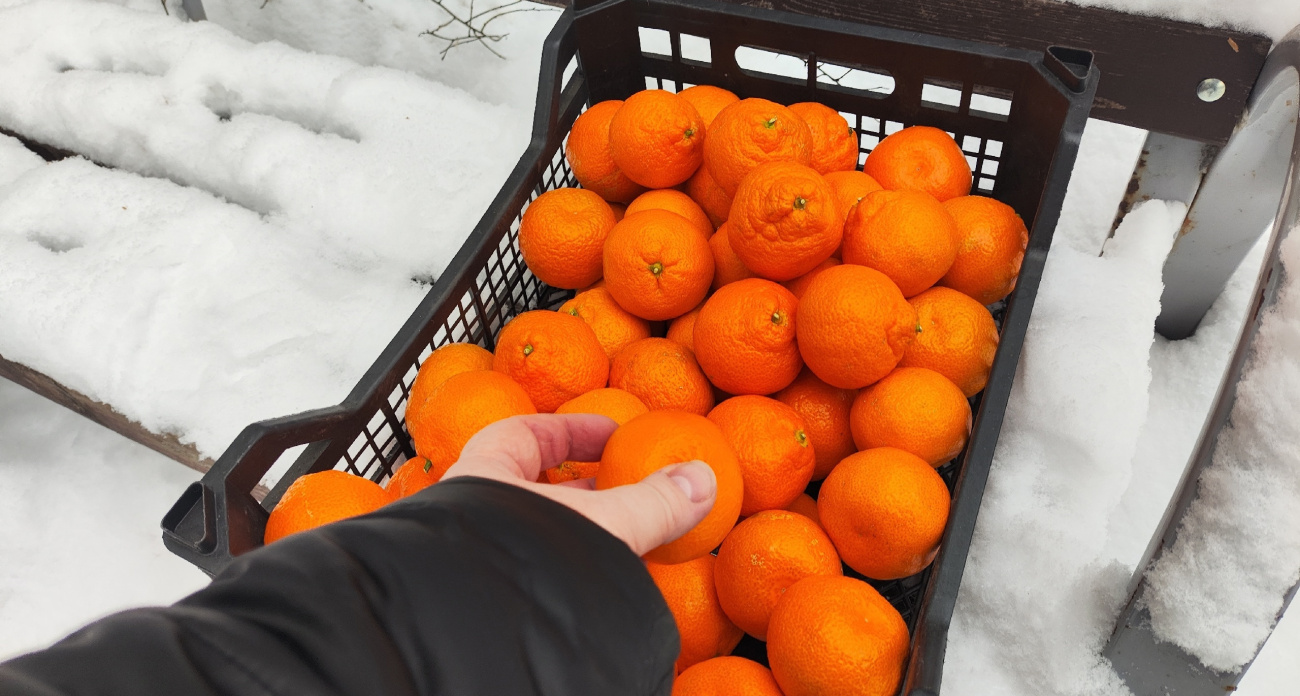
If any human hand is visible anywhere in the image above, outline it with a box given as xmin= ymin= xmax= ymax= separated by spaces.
xmin=441 ymin=413 xmax=718 ymax=556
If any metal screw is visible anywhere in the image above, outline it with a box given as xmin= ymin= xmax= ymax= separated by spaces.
xmin=1197 ymin=78 xmax=1226 ymax=102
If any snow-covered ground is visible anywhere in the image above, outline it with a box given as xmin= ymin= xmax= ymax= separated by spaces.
xmin=1 ymin=0 xmax=1298 ymax=692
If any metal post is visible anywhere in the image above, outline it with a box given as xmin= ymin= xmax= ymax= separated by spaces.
xmin=1104 ymin=26 xmax=1300 ymax=694
xmin=1108 ymin=132 xmax=1216 ymax=235
xmin=1154 ymin=31 xmax=1300 ymax=339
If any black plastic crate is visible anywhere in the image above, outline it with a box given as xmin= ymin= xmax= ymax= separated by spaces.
xmin=163 ymin=2 xmax=1095 ymax=693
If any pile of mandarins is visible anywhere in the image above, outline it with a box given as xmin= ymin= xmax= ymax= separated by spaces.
xmin=263 ymin=85 xmax=1029 ymax=696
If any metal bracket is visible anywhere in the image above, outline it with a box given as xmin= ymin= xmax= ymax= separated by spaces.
xmin=1104 ymin=25 xmax=1300 ymax=694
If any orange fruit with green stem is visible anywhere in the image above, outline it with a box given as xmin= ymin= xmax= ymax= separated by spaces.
xmin=565 ymin=100 xmax=645 ymax=203
xmin=519 ymin=187 xmax=617 ymax=290
xmin=385 ymin=456 xmax=440 ymax=500
xmin=842 ymin=188 xmax=958 ymax=298
xmin=900 ymin=287 xmax=999 ymax=397
xmin=707 ymin=395 xmax=815 ymax=515
xmin=559 ymin=287 xmax=652 ymax=360
xmin=693 ymin=278 xmax=802 ymax=396
xmin=609 ymin=337 xmax=715 ymax=416
xmin=677 ymin=84 xmax=739 ymax=126
xmin=863 ymin=124 xmax=972 ymax=202
xmin=703 ymin=98 xmax=813 ymax=196
xmin=849 ymin=367 xmax=971 ymax=465
xmin=774 ymin=367 xmax=858 ymax=480
xmin=788 ymin=102 xmax=858 ymax=174
xmin=795 ymin=264 xmax=917 ymax=389
xmin=603 ymin=209 xmax=714 ymax=321
xmin=492 ymin=310 xmax=609 ymax=413
xmin=609 ymin=90 xmax=706 ymax=189
xmin=727 ymin=161 xmax=842 ymax=281
xmin=939 ymin=195 xmax=1030 ymax=305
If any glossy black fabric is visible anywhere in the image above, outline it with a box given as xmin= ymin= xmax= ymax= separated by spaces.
xmin=0 ymin=477 xmax=678 ymax=696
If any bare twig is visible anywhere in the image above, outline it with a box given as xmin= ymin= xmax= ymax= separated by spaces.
xmin=420 ymin=0 xmax=550 ymax=60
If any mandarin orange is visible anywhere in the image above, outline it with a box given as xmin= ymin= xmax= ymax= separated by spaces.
xmin=728 ymin=161 xmax=842 ymax=281
xmin=849 ymin=367 xmax=971 ymax=465
xmin=715 ymin=510 xmax=841 ymax=639
xmin=673 ymin=657 xmax=784 ymax=696
xmin=788 ymin=102 xmax=858 ymax=174
xmin=863 ymin=124 xmax=972 ymax=201
xmin=609 ymin=337 xmax=715 ymax=415
xmin=767 ymin=575 xmax=910 ymax=696
xmin=666 ymin=302 xmax=704 ymax=349
xmin=596 ymin=410 xmax=743 ymax=564
xmin=703 ymin=98 xmax=813 ymax=196
xmin=603 ymin=209 xmax=714 ymax=321
xmin=708 ymin=395 xmax=815 ymax=515
xmin=547 ymin=388 xmax=650 ymax=483
xmin=818 ymin=447 xmax=950 ymax=580
xmin=264 ymin=470 xmax=390 ymax=544
xmin=677 ymin=85 xmax=740 ymax=126
xmin=780 ymin=256 xmax=840 ymax=301
xmin=685 ymin=165 xmax=733 ymax=228
xmin=842 ymin=189 xmax=958 ymax=297
xmin=693 ymin=278 xmax=801 ymax=395
xmin=519 ymin=187 xmax=617 ymax=289
xmin=900 ymin=287 xmax=998 ymax=396
xmin=823 ymin=169 xmax=884 ymax=223
xmin=774 ymin=367 xmax=858 ymax=480
xmin=406 ymin=342 xmax=494 ymax=424
xmin=560 ymin=286 xmax=652 ymax=360
xmin=609 ymin=90 xmax=706 ymax=189
xmin=786 ymin=492 xmax=821 ymax=526
xmin=408 ymin=370 xmax=537 ymax=470
xmin=385 ymin=456 xmax=440 ymax=501
xmin=646 ymin=554 xmax=743 ymax=673
xmin=492 ymin=310 xmax=609 ymax=413
xmin=796 ymin=264 xmax=917 ymax=389
xmin=565 ymin=100 xmax=645 ymax=203
xmin=708 ymin=222 xmax=757 ymax=291
xmin=627 ymin=189 xmax=714 ymax=238
xmin=939 ymin=195 xmax=1030 ymax=305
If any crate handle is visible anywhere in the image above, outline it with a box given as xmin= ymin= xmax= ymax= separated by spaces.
xmin=1045 ymin=46 xmax=1094 ymax=92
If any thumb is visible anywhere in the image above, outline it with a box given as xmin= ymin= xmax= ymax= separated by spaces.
xmin=577 ymin=461 xmax=718 ymax=557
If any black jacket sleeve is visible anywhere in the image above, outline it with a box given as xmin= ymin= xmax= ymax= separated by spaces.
xmin=0 ymin=476 xmax=679 ymax=696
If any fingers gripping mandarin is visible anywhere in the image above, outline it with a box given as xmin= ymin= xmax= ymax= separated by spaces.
xmin=788 ymin=102 xmax=859 ymax=174
xmin=842 ymin=189 xmax=958 ymax=298
xmin=603 ymin=209 xmax=714 ymax=321
xmin=774 ymin=368 xmax=858 ymax=480
xmin=818 ymin=447 xmax=951 ymax=580
xmin=610 ymin=338 xmax=715 ymax=415
xmin=686 ymin=165 xmax=734 ymax=228
xmin=796 ymin=264 xmax=917 ymax=389
xmin=767 ymin=575 xmax=910 ymax=696
xmin=596 ymin=410 xmax=743 ymax=564
xmin=565 ymin=100 xmax=645 ymax=203
xmin=708 ymin=222 xmax=757 ymax=291
xmin=407 ymin=342 xmax=494 ymax=421
xmin=519 ymin=187 xmax=617 ymax=289
xmin=408 ymin=370 xmax=536 ymax=470
xmin=666 ymin=303 xmax=704 ymax=349
xmin=492 ymin=311 xmax=609 ymax=413
xmin=704 ymin=98 xmax=813 ymax=197
xmin=264 ymin=470 xmax=390 ymax=545
xmin=940 ymin=195 xmax=1030 ymax=305
xmin=850 ymin=367 xmax=972 ymax=466
xmin=385 ymin=457 xmax=440 ymax=501
xmin=559 ymin=287 xmax=652 ymax=360
xmin=646 ymin=555 xmax=743 ymax=673
xmin=781 ymin=256 xmax=840 ymax=301
xmin=729 ymin=161 xmax=842 ymax=281
xmin=547 ymin=388 xmax=649 ymax=483
xmin=677 ymin=85 xmax=740 ymax=126
xmin=673 ymin=657 xmax=784 ymax=696
xmin=693 ymin=279 xmax=802 ymax=396
xmin=900 ymin=287 xmax=999 ymax=397
xmin=824 ymin=169 xmax=884 ymax=224
xmin=863 ymin=124 xmax=972 ymax=202
xmin=627 ymin=189 xmax=714 ymax=238
xmin=707 ymin=395 xmax=815 ymax=515
xmin=714 ymin=510 xmax=842 ymax=639
xmin=609 ymin=90 xmax=706 ymax=189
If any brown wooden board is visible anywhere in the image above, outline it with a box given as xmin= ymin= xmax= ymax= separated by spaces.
xmin=566 ymin=0 xmax=1271 ymax=144
xmin=0 ymin=354 xmax=214 ymax=474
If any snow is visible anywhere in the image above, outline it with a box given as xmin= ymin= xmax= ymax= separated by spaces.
xmin=1 ymin=0 xmax=1299 ymax=691
xmin=1058 ymin=0 xmax=1299 ymax=41
xmin=0 ymin=378 xmax=208 ymax=661
xmin=1143 ymin=221 xmax=1300 ymax=672
xmin=0 ymin=0 xmax=555 ymax=458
